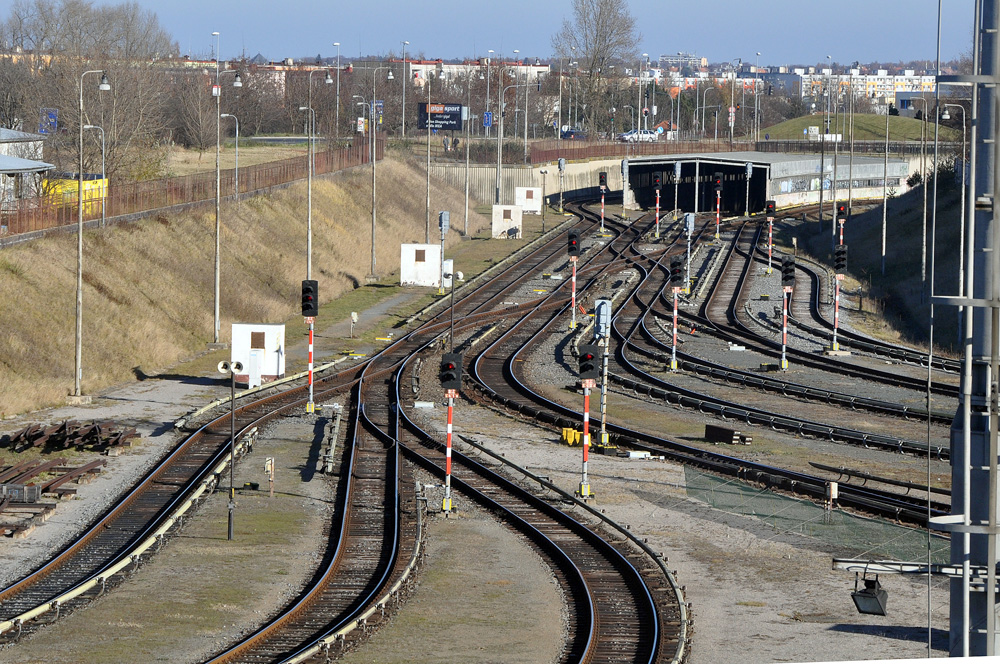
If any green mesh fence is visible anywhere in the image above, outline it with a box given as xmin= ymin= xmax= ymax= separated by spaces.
xmin=683 ymin=467 xmax=950 ymax=564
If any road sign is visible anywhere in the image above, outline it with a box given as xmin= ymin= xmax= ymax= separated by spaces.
xmin=483 ymin=111 xmax=493 ymax=128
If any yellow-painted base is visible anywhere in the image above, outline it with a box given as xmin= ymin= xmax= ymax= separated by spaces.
xmin=442 ymin=496 xmax=452 ymax=512
xmin=577 ymin=483 xmax=593 ymax=499
xmin=669 ymin=359 xmax=677 ymax=371
xmin=306 ymin=401 xmax=315 ymax=414
xmin=780 ymin=359 xmax=788 ymax=371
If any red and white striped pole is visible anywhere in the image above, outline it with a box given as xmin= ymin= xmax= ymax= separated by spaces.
xmin=600 ymin=191 xmax=605 ymax=233
xmin=443 ymin=395 xmax=454 ymax=512
xmin=767 ymin=217 xmax=774 ymax=274
xmin=570 ymin=257 xmax=578 ymax=329
xmin=833 ymin=277 xmax=841 ymax=352
xmin=670 ymin=288 xmax=679 ymax=371
xmin=715 ymin=190 xmax=721 ymax=239
xmin=306 ymin=319 xmax=315 ymax=413
xmin=579 ymin=385 xmax=592 ymax=498
xmin=655 ymin=188 xmax=661 ymax=238
xmin=781 ymin=288 xmax=791 ymax=370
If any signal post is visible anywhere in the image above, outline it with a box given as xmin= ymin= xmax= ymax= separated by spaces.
xmin=577 ymin=344 xmax=599 ymax=500
xmin=439 ymin=352 xmax=462 ymax=513
xmin=713 ymin=172 xmax=723 ymax=240
xmin=653 ymin=173 xmax=662 ymax=238
xmin=568 ymin=230 xmax=581 ymax=329
xmin=301 ymin=280 xmax=318 ymax=413
xmin=765 ymin=200 xmax=776 ymax=274
xmin=669 ymin=257 xmax=683 ymax=371
xmin=598 ymin=171 xmax=607 ymax=233
xmin=780 ymin=258 xmax=795 ymax=370
xmin=829 ymin=203 xmax=849 ymax=355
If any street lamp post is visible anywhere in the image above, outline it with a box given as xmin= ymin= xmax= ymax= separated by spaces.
xmin=211 ymin=34 xmax=242 ymax=346
xmin=218 ymin=360 xmax=243 ymax=540
xmin=701 ymin=86 xmax=717 ymax=138
xmin=495 ymin=81 xmax=522 ymax=204
xmin=754 ymin=52 xmax=761 ymax=143
xmin=306 ymin=68 xmax=333 ymax=177
xmin=220 ymin=114 xmax=239 ymax=202
xmin=334 ymin=42 xmax=341 ymax=142
xmin=401 ymin=40 xmax=409 ymax=138
xmin=82 ymin=124 xmax=105 ymax=227
xmin=486 ymin=50 xmax=494 ymax=139
xmin=913 ymin=96 xmax=929 ymax=291
xmin=355 ymin=98 xmax=376 ymax=279
xmin=74 ymin=70 xmax=110 ymax=399
xmin=539 ymin=168 xmax=548 ymax=233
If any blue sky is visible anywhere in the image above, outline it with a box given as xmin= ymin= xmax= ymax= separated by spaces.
xmin=105 ymin=0 xmax=973 ymax=67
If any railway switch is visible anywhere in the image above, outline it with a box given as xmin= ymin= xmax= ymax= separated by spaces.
xmin=301 ymin=279 xmax=319 ymax=318
xmin=439 ymin=353 xmax=462 ymax=392
xmin=781 ymin=257 xmax=796 ymax=286
xmin=578 ymin=344 xmax=600 ymax=381
xmin=567 ymin=229 xmax=581 ymax=257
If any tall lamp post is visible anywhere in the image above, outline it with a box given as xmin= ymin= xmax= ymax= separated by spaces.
xmin=306 ymin=68 xmax=333 ymax=177
xmin=701 ymin=86 xmax=717 ymax=138
xmin=913 ymin=96 xmax=929 ymax=291
xmin=754 ymin=52 xmax=761 ymax=143
xmin=486 ymin=50 xmax=494 ymax=139
xmin=218 ymin=360 xmax=242 ymax=540
xmin=82 ymin=124 xmax=105 ymax=227
xmin=298 ymin=107 xmax=316 ymax=280
xmin=75 ymin=70 xmax=110 ymax=399
xmin=334 ymin=42 xmax=341 ymax=142
xmin=220 ymin=114 xmax=239 ymax=202
xmin=211 ymin=32 xmax=242 ymax=346
xmin=401 ymin=40 xmax=409 ymax=138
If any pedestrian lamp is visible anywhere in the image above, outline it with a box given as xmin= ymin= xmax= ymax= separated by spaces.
xmin=217 ymin=359 xmax=244 ymax=540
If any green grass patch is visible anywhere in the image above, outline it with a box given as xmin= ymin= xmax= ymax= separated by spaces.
xmin=760 ymin=113 xmax=959 ymax=142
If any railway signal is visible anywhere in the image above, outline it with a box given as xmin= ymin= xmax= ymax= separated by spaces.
xmin=765 ymin=200 xmax=776 ymax=274
xmin=301 ymin=279 xmax=318 ymax=317
xmin=301 ymin=279 xmax=319 ymax=414
xmin=439 ymin=353 xmax=462 ymax=392
xmin=781 ymin=257 xmax=796 ymax=286
xmin=654 ymin=172 xmax=662 ymax=238
xmin=439 ymin=351 xmax=462 ymax=513
xmin=567 ymin=229 xmax=581 ymax=257
xmin=670 ymin=257 xmax=684 ymax=285
xmin=835 ymin=245 xmax=848 ymax=273
xmin=653 ymin=173 xmax=661 ymax=189
xmin=713 ymin=172 xmax=723 ymax=192
xmin=598 ymin=173 xmax=607 ymax=232
xmin=670 ymin=258 xmax=684 ymax=372
xmin=579 ymin=344 xmax=600 ymax=381
xmin=577 ymin=344 xmax=600 ymax=500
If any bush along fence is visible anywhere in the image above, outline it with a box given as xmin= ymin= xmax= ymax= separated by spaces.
xmin=1 ymin=137 xmax=384 ymax=239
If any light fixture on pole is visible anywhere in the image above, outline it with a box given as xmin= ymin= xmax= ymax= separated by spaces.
xmin=334 ymin=42 xmax=341 ymax=142
xmin=74 ymin=70 xmax=110 ymax=400
xmin=218 ymin=360 xmax=243 ymax=540
xmin=754 ymin=52 xmax=761 ymax=143
xmin=701 ymin=86 xmax=716 ymax=138
xmin=486 ymin=49 xmax=494 ymax=139
xmin=82 ymin=124 xmax=105 ymax=227
xmin=539 ymin=168 xmax=548 ymax=233
xmin=851 ymin=573 xmax=888 ymax=616
xmin=220 ymin=114 xmax=239 ymax=203
xmin=401 ymin=40 xmax=410 ymax=138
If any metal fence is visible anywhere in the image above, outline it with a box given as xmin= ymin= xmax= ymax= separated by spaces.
xmin=1 ymin=138 xmax=383 ymax=238
xmin=683 ymin=467 xmax=949 ymax=563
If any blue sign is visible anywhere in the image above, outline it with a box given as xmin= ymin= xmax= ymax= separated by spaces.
xmin=483 ymin=111 xmax=493 ymax=128
xmin=39 ymin=108 xmax=58 ymax=134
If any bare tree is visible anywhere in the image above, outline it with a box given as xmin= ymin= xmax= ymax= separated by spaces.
xmin=551 ymin=0 xmax=640 ymax=134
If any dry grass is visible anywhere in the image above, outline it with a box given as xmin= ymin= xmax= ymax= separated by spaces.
xmin=162 ymin=144 xmax=307 ymax=177
xmin=0 ymin=154 xmax=492 ymax=416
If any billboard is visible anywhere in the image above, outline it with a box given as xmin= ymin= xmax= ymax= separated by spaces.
xmin=418 ymin=102 xmax=463 ymax=131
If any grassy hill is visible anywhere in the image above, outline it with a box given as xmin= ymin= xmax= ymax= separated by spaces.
xmin=760 ymin=114 xmax=961 ymax=143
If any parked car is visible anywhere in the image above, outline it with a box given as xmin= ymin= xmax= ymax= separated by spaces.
xmin=560 ymin=128 xmax=588 ymax=140
xmin=617 ymin=129 xmax=659 ymax=143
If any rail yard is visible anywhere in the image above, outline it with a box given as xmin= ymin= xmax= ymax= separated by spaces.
xmin=0 ymin=186 xmax=955 ymax=662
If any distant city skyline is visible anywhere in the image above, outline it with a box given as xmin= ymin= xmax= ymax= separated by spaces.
xmin=92 ymin=0 xmax=973 ymax=67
